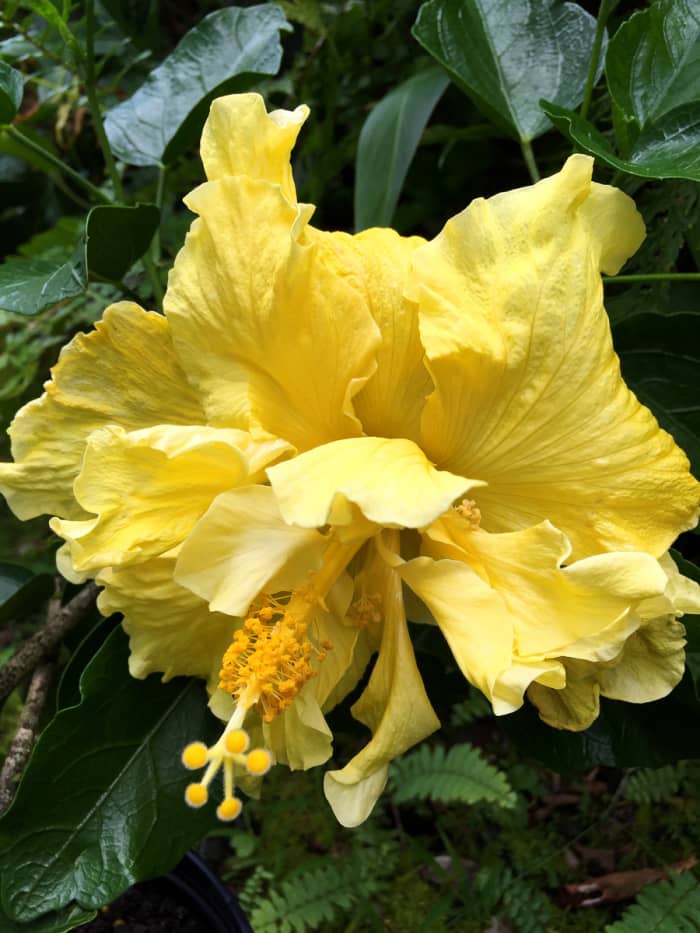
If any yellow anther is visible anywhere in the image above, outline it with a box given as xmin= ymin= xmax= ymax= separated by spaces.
xmin=247 ymin=748 xmax=273 ymax=776
xmin=181 ymin=741 xmax=209 ymax=770
xmin=217 ymin=796 xmax=243 ymax=822
xmin=455 ymin=498 xmax=481 ymax=529
xmin=225 ymin=729 xmax=250 ymax=754
xmin=185 ymin=782 xmax=208 ymax=808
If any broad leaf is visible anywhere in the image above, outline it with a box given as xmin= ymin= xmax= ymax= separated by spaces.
xmin=104 ymin=4 xmax=290 ymax=166
xmin=0 ymin=626 xmax=220 ymax=922
xmin=0 ymin=901 xmax=95 ymax=933
xmin=354 ymin=67 xmax=449 ymax=230
xmin=613 ymin=312 xmax=700 ymax=474
xmin=0 ymin=204 xmax=159 ymax=315
xmin=413 ymin=0 xmax=599 ymax=141
xmin=0 ymin=62 xmax=23 ymax=124
xmin=0 ymin=563 xmax=52 ymax=625
xmin=543 ymin=100 xmax=700 ymax=180
xmin=607 ymin=0 xmax=700 ymax=129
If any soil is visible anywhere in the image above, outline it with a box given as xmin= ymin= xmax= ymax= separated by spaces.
xmin=72 ymin=878 xmax=209 ymax=933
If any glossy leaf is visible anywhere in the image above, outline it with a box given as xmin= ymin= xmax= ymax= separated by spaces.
xmin=0 ymin=204 xmax=159 ymax=315
xmin=542 ymin=100 xmax=700 ymax=180
xmin=607 ymin=0 xmax=700 ymax=129
xmin=0 ymin=626 xmax=220 ymax=922
xmin=412 ymin=0 xmax=598 ymax=141
xmin=354 ymin=67 xmax=449 ymax=230
xmin=104 ymin=4 xmax=290 ymax=166
xmin=0 ymin=902 xmax=95 ymax=933
xmin=613 ymin=312 xmax=700 ymax=474
xmin=0 ymin=62 xmax=23 ymax=124
xmin=0 ymin=563 xmax=53 ymax=625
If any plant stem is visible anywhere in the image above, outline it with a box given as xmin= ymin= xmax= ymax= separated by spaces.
xmin=580 ymin=0 xmax=615 ymax=121
xmin=6 ymin=124 xmax=110 ymax=204
xmin=520 ymin=139 xmax=540 ymax=183
xmin=84 ymin=0 xmax=124 ymax=202
xmin=151 ymin=165 xmax=166 ymax=263
xmin=142 ymin=254 xmax=164 ymax=308
xmin=604 ymin=272 xmax=700 ymax=284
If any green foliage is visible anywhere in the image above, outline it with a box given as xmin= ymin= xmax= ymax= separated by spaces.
xmin=605 ymin=872 xmax=700 ymax=932
xmin=104 ymin=4 xmax=291 ymax=166
xmin=624 ymin=765 xmax=685 ymax=804
xmin=450 ymin=689 xmax=493 ymax=726
xmin=0 ymin=562 xmax=52 ymax=624
xmin=413 ymin=0 xmax=598 ymax=142
xmin=389 ymin=742 xmax=516 ymax=808
xmin=0 ymin=63 xmax=23 ymax=124
xmin=355 ymin=66 xmax=449 ymax=230
xmin=477 ymin=865 xmax=553 ymax=933
xmin=0 ymin=627 xmax=220 ymax=922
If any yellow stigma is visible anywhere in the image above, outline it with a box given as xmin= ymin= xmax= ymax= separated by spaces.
xmin=247 ymin=748 xmax=273 ymax=776
xmin=225 ymin=729 xmax=250 ymax=754
xmin=185 ymin=783 xmax=208 ymax=808
xmin=217 ymin=796 xmax=242 ymax=821
xmin=182 ymin=741 xmax=209 ymax=770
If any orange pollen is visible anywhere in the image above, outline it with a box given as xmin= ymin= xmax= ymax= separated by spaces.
xmin=218 ymin=595 xmax=332 ymax=722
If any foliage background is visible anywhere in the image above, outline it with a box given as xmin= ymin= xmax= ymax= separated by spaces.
xmin=0 ymin=0 xmax=700 ymax=930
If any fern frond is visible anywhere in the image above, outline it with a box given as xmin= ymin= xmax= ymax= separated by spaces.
xmin=389 ymin=742 xmax=516 ymax=809
xmin=605 ymin=872 xmax=700 ymax=933
xmin=249 ymin=859 xmax=376 ymax=933
xmin=625 ymin=765 xmax=684 ymax=804
xmin=450 ymin=690 xmax=493 ymax=726
xmin=475 ymin=866 xmax=552 ymax=932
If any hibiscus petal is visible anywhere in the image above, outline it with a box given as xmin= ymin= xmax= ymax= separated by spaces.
xmin=324 ymin=541 xmax=439 ymax=827
xmin=200 ymin=93 xmax=308 ymax=202
xmin=175 ymin=485 xmax=328 ymax=616
xmin=411 ymin=154 xmax=699 ymax=558
xmin=52 ymin=425 xmax=285 ymax=572
xmin=0 ymin=302 xmax=205 ymax=520
xmin=528 ymin=660 xmax=601 ymax=731
xmin=165 ymin=177 xmax=380 ymax=450
xmin=267 ymin=436 xmax=477 ymax=530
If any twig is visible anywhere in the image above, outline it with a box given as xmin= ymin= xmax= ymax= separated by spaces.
xmin=0 ymin=661 xmax=56 ymax=813
xmin=0 ymin=583 xmax=97 ymax=706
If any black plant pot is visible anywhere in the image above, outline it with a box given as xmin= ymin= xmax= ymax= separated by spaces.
xmin=75 ymin=851 xmax=252 ymax=932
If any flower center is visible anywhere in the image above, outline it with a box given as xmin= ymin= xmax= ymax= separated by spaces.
xmin=454 ymin=498 xmax=481 ymax=529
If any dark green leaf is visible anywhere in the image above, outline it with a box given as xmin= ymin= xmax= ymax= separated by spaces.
xmin=354 ymin=67 xmax=449 ymax=230
xmin=542 ymin=100 xmax=700 ymax=180
xmin=18 ymin=0 xmax=82 ymax=62
xmin=413 ymin=0 xmax=598 ymax=141
xmin=0 ymin=204 xmax=159 ymax=315
xmin=0 ymin=901 xmax=95 ymax=933
xmin=55 ymin=616 xmax=118 ymax=712
xmin=104 ymin=4 xmax=291 ymax=166
xmin=0 ymin=62 xmax=23 ymax=124
xmin=613 ymin=312 xmax=700 ymax=473
xmin=0 ymin=563 xmax=53 ymax=625
xmin=100 ymin=0 xmax=160 ymax=51
xmin=606 ymin=0 xmax=700 ymax=129
xmin=0 ymin=627 xmax=220 ymax=922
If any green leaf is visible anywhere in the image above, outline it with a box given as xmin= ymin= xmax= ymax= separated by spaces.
xmin=100 ymin=0 xmax=160 ymax=51
xmin=0 ymin=62 xmax=23 ymax=124
xmin=104 ymin=4 xmax=291 ymax=166
xmin=606 ymin=0 xmax=700 ymax=129
xmin=0 ymin=204 xmax=159 ymax=315
xmin=0 ymin=626 xmax=220 ymax=922
xmin=0 ymin=901 xmax=96 ymax=933
xmin=18 ymin=0 xmax=82 ymax=63
xmin=412 ymin=0 xmax=599 ymax=142
xmin=0 ymin=563 xmax=53 ymax=625
xmin=542 ymin=100 xmax=700 ymax=180
xmin=613 ymin=311 xmax=700 ymax=474
xmin=354 ymin=67 xmax=449 ymax=231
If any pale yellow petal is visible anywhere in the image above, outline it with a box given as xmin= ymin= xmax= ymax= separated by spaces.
xmin=267 ymin=436 xmax=477 ymax=530
xmin=97 ymin=555 xmax=235 ymax=684
xmin=410 ymin=154 xmax=699 ymax=558
xmin=324 ymin=541 xmax=440 ymax=827
xmin=528 ymin=661 xmax=600 ymax=731
xmin=52 ymin=425 xmax=282 ymax=573
xmin=598 ymin=616 xmax=686 ymax=702
xmin=164 ymin=175 xmax=380 ymax=448
xmin=175 ymin=485 xmax=328 ymax=616
xmin=264 ymin=691 xmax=333 ymax=771
xmin=200 ymin=93 xmax=308 ymax=202
xmin=0 ymin=302 xmax=205 ymax=520
xmin=338 ymin=227 xmax=430 ymax=443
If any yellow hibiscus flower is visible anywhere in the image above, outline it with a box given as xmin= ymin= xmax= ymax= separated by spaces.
xmin=1 ymin=94 xmax=698 ymax=827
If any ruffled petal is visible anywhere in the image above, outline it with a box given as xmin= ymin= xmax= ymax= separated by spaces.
xmin=324 ymin=540 xmax=439 ymax=827
xmin=52 ymin=425 xmax=286 ymax=573
xmin=410 ymin=154 xmax=699 ymax=558
xmin=0 ymin=302 xmax=205 ymax=520
xmin=97 ymin=554 xmax=235 ymax=687
xmin=200 ymin=93 xmax=308 ymax=202
xmin=598 ymin=616 xmax=686 ymax=702
xmin=175 ymin=485 xmax=328 ymax=616
xmin=165 ymin=177 xmax=380 ymax=449
xmin=267 ymin=436 xmax=477 ymax=530
xmin=528 ymin=660 xmax=601 ymax=731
